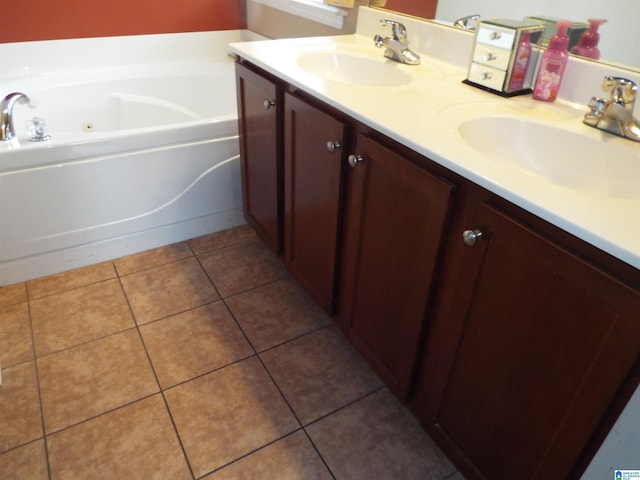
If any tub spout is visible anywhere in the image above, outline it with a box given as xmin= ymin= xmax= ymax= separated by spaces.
xmin=1 ymin=92 xmax=31 ymax=141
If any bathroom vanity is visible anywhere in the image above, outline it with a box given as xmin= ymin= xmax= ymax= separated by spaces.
xmin=231 ymin=8 xmax=640 ymax=479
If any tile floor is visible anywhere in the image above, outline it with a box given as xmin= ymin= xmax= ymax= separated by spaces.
xmin=0 ymin=225 xmax=464 ymax=480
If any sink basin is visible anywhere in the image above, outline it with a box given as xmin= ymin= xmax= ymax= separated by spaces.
xmin=459 ymin=117 xmax=639 ymax=198
xmin=439 ymin=103 xmax=640 ymax=199
xmin=297 ymin=51 xmax=414 ymax=87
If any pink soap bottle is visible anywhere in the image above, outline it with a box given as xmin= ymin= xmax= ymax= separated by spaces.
xmin=533 ymin=20 xmax=571 ymax=102
xmin=508 ymin=30 xmax=532 ymax=91
xmin=571 ymin=18 xmax=607 ymax=60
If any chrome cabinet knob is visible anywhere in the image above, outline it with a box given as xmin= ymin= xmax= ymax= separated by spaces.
xmin=263 ymin=99 xmax=276 ymax=110
xmin=348 ymin=154 xmax=364 ymax=168
xmin=462 ymin=229 xmax=484 ymax=246
xmin=326 ymin=141 xmax=341 ymax=153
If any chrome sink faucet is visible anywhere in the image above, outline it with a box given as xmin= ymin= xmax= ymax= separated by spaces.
xmin=583 ymin=76 xmax=640 ymax=142
xmin=1 ymin=92 xmax=30 ymax=141
xmin=373 ymin=19 xmax=421 ymax=65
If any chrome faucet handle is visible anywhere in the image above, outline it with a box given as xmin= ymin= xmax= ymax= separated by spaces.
xmin=602 ymin=76 xmax=637 ymax=108
xmin=380 ymin=19 xmax=407 ymax=42
xmin=587 ymin=96 xmax=607 ymax=115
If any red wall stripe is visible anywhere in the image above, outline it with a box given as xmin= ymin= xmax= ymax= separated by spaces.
xmin=1 ymin=0 xmax=247 ymax=43
xmin=382 ymin=0 xmax=437 ymax=19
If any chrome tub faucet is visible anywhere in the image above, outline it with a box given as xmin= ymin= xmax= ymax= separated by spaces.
xmin=1 ymin=92 xmax=30 ymax=141
xmin=374 ymin=19 xmax=421 ymax=65
xmin=583 ymin=76 xmax=640 ymax=142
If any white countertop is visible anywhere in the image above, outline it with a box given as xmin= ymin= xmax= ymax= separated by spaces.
xmin=229 ymin=8 xmax=640 ymax=270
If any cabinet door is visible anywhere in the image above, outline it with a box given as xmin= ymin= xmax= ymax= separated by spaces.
xmin=425 ymin=202 xmax=640 ymax=480
xmin=235 ymin=63 xmax=282 ymax=254
xmin=340 ymin=132 xmax=455 ymax=399
xmin=283 ymin=93 xmax=348 ymax=314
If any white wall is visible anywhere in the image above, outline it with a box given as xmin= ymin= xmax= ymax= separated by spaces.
xmin=435 ymin=0 xmax=638 ymax=69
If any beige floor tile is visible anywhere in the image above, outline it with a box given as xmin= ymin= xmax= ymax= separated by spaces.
xmin=114 ymin=242 xmax=193 ymax=276
xmin=307 ymin=389 xmax=456 ymax=480
xmin=121 ymin=257 xmax=219 ymax=325
xmin=165 ymin=356 xmax=298 ymax=478
xmin=140 ymin=301 xmax=253 ymax=389
xmin=226 ymin=278 xmax=331 ymax=351
xmin=203 ymin=430 xmax=332 ymax=480
xmin=0 ymin=362 xmax=42 ymax=453
xmin=27 ymin=262 xmax=116 ymax=299
xmin=38 ymin=329 xmax=158 ymax=433
xmin=0 ymin=439 xmax=48 ymax=480
xmin=260 ymin=326 xmax=383 ymax=425
xmin=199 ymin=238 xmax=286 ymax=298
xmin=30 ymin=279 xmax=135 ymax=356
xmin=0 ymin=283 xmax=27 ymax=307
xmin=0 ymin=302 xmax=33 ymax=368
xmin=47 ymin=395 xmax=191 ymax=480
xmin=188 ymin=224 xmax=256 ymax=255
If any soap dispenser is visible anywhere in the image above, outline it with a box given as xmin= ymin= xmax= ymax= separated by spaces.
xmin=570 ymin=18 xmax=607 ymax=60
xmin=533 ymin=20 xmax=571 ymax=102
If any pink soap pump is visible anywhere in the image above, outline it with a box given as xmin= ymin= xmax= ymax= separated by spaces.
xmin=571 ymin=18 xmax=607 ymax=60
xmin=533 ymin=20 xmax=572 ymax=102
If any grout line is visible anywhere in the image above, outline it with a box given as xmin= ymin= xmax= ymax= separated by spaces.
xmin=25 ymin=295 xmax=53 ymax=480
xmin=194 ymin=428 xmax=306 ymax=479
xmin=302 ymin=385 xmax=387 ymax=429
xmin=32 ymin=325 xmax=140 ymax=362
xmin=192 ymin=253 xmax=223 ymax=301
xmin=115 ymin=266 xmax=197 ymax=479
xmin=254 ymin=323 xmax=333 ymax=355
xmin=115 ymin=249 xmax=195 ymax=278
xmin=300 ymin=428 xmax=337 ymax=480
xmin=26 ymin=265 xmax=120 ymax=302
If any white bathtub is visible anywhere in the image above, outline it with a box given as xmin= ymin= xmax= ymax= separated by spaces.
xmin=0 ymin=30 xmax=262 ymax=285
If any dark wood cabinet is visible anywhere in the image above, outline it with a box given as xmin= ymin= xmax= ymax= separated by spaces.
xmin=413 ymin=200 xmax=640 ymax=480
xmin=338 ymin=132 xmax=455 ymax=399
xmin=283 ymin=93 xmax=349 ymax=314
xmin=235 ymin=58 xmax=640 ymax=480
xmin=235 ymin=62 xmax=282 ymax=254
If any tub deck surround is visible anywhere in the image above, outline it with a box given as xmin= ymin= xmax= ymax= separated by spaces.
xmin=229 ymin=6 xmax=640 ymax=270
xmin=0 ymin=30 xmax=269 ymax=285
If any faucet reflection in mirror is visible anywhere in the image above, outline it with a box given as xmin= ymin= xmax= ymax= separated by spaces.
xmin=376 ymin=0 xmax=639 ymax=72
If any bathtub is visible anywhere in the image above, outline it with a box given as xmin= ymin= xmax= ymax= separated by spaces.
xmin=0 ymin=30 xmax=262 ymax=285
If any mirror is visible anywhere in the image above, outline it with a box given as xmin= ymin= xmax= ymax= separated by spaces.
xmin=376 ymin=0 xmax=639 ymax=72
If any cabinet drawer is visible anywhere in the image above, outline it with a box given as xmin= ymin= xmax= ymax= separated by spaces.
xmin=475 ymin=26 xmax=515 ymax=50
xmin=467 ymin=62 xmax=506 ymax=91
xmin=472 ymin=44 xmax=512 ymax=70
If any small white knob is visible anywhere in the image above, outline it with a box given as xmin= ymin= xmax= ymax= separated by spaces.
xmin=326 ymin=141 xmax=341 ymax=153
xmin=462 ymin=229 xmax=484 ymax=246
xmin=263 ymin=99 xmax=276 ymax=110
xmin=348 ymin=154 xmax=364 ymax=168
